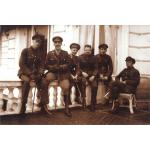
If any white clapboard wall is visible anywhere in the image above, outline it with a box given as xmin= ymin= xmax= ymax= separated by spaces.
xmin=0 ymin=28 xmax=28 ymax=80
xmin=0 ymin=30 xmax=16 ymax=70
xmin=129 ymin=25 xmax=150 ymax=76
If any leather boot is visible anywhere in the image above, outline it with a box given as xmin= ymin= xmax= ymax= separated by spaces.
xmin=90 ymin=88 xmax=97 ymax=112
xmin=41 ymin=104 xmax=53 ymax=116
xmin=20 ymin=81 xmax=30 ymax=114
xmin=64 ymin=95 xmax=72 ymax=117
xmin=111 ymin=100 xmax=119 ymax=113
xmin=82 ymin=97 xmax=87 ymax=110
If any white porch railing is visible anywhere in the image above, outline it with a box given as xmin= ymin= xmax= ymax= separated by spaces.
xmin=0 ymin=80 xmax=106 ymax=116
xmin=0 ymin=81 xmax=82 ymax=116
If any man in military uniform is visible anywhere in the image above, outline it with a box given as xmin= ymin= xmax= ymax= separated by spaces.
xmin=43 ymin=36 xmax=72 ymax=117
xmin=78 ymin=44 xmax=98 ymax=111
xmin=69 ymin=43 xmax=81 ymax=104
xmin=95 ymin=44 xmax=113 ymax=104
xmin=108 ymin=56 xmax=140 ymax=111
xmin=18 ymin=34 xmax=51 ymax=115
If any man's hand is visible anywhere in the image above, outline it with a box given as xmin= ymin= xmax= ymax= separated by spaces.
xmin=100 ymin=74 xmax=108 ymax=80
xmin=74 ymin=75 xmax=78 ymax=80
xmin=103 ymin=76 xmax=108 ymax=80
xmin=99 ymin=74 xmax=103 ymax=79
xmin=121 ymin=80 xmax=126 ymax=84
xmin=89 ymin=76 xmax=95 ymax=82
xmin=30 ymin=74 xmax=36 ymax=80
xmin=30 ymin=74 xmax=41 ymax=81
xmin=39 ymin=68 xmax=44 ymax=75
xmin=82 ymin=72 xmax=88 ymax=78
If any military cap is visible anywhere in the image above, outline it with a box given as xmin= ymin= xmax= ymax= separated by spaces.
xmin=70 ymin=43 xmax=80 ymax=50
xmin=52 ymin=36 xmax=63 ymax=42
xmin=98 ymin=44 xmax=108 ymax=49
xmin=125 ymin=56 xmax=136 ymax=64
xmin=84 ymin=44 xmax=92 ymax=49
xmin=32 ymin=34 xmax=45 ymax=41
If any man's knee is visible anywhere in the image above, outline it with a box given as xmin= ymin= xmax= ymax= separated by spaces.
xmin=60 ymin=79 xmax=70 ymax=93
xmin=45 ymin=72 xmax=56 ymax=81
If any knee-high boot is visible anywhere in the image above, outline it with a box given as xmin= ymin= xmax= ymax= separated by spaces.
xmin=64 ymin=95 xmax=72 ymax=117
xmin=20 ymin=81 xmax=30 ymax=114
xmin=90 ymin=87 xmax=97 ymax=112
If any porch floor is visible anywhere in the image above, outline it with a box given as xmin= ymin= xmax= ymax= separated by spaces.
xmin=1 ymin=105 xmax=150 ymax=125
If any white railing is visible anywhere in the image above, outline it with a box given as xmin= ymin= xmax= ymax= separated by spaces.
xmin=0 ymin=80 xmax=83 ymax=116
xmin=0 ymin=81 xmax=22 ymax=115
xmin=0 ymin=80 xmax=107 ymax=116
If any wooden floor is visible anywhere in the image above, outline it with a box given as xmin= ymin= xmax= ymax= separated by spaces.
xmin=1 ymin=105 xmax=150 ymax=125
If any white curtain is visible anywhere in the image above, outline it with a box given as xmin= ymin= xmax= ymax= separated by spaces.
xmin=77 ymin=25 xmax=97 ymax=55
xmin=104 ymin=25 xmax=118 ymax=74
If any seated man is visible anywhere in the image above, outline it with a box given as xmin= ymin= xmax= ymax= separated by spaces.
xmin=107 ymin=56 xmax=140 ymax=112
xmin=78 ymin=44 xmax=98 ymax=111
xmin=96 ymin=44 xmax=113 ymax=104
xmin=18 ymin=34 xmax=51 ymax=116
xmin=69 ymin=43 xmax=81 ymax=104
xmin=42 ymin=36 xmax=72 ymax=117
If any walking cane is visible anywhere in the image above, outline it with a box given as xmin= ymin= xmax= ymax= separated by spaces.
xmin=74 ymin=81 xmax=83 ymax=104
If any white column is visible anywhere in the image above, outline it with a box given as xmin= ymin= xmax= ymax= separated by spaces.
xmin=15 ymin=28 xmax=28 ymax=80
xmin=7 ymin=87 xmax=14 ymax=112
xmin=94 ymin=25 xmax=100 ymax=55
xmin=70 ymin=86 xmax=76 ymax=105
xmin=16 ymin=87 xmax=22 ymax=113
xmin=0 ymin=88 xmax=4 ymax=112
xmin=47 ymin=25 xmax=51 ymax=52
xmin=26 ymin=87 xmax=33 ymax=112
xmin=53 ymin=86 xmax=58 ymax=109
xmin=86 ymin=85 xmax=91 ymax=105
xmin=56 ymin=87 xmax=63 ymax=107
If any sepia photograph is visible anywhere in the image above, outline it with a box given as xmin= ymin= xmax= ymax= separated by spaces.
xmin=1 ymin=0 xmax=150 ymax=150
xmin=0 ymin=25 xmax=150 ymax=125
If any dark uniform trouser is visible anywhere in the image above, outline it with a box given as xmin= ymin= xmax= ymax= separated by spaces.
xmin=109 ymin=81 xmax=135 ymax=100
xmin=45 ymin=72 xmax=71 ymax=111
xmin=70 ymin=78 xmax=81 ymax=103
xmin=79 ymin=77 xmax=98 ymax=110
xmin=20 ymin=79 xmax=49 ymax=114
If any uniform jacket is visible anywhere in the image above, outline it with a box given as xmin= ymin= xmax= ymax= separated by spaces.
xmin=69 ymin=54 xmax=80 ymax=76
xmin=18 ymin=46 xmax=46 ymax=77
xmin=78 ymin=54 xmax=98 ymax=77
xmin=95 ymin=54 xmax=113 ymax=83
xmin=45 ymin=49 xmax=72 ymax=80
xmin=116 ymin=67 xmax=140 ymax=93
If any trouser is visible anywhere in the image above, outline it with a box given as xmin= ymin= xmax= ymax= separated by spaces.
xmin=70 ymin=78 xmax=82 ymax=103
xmin=20 ymin=75 xmax=49 ymax=114
xmin=79 ymin=77 xmax=98 ymax=109
xmin=109 ymin=81 xmax=135 ymax=101
xmin=45 ymin=72 xmax=71 ymax=109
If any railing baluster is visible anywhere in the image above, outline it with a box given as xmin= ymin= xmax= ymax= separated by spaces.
xmin=16 ymin=87 xmax=22 ymax=113
xmin=86 ymin=85 xmax=91 ymax=105
xmin=58 ymin=87 xmax=64 ymax=107
xmin=7 ymin=87 xmax=14 ymax=112
xmin=53 ymin=86 xmax=58 ymax=109
xmin=26 ymin=87 xmax=33 ymax=112
xmin=71 ymin=86 xmax=76 ymax=105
